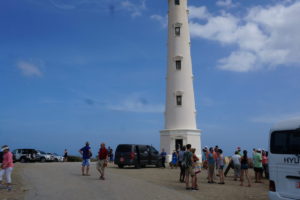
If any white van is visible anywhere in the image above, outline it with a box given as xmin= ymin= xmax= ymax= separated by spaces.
xmin=268 ymin=120 xmax=300 ymax=200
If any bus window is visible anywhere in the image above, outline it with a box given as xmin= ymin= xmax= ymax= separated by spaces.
xmin=270 ymin=130 xmax=300 ymax=154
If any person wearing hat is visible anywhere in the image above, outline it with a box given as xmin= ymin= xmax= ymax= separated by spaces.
xmin=0 ymin=145 xmax=14 ymax=191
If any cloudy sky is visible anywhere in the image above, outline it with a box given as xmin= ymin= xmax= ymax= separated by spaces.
xmin=1 ymin=0 xmax=300 ymax=155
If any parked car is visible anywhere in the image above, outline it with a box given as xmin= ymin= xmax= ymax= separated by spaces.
xmin=114 ymin=144 xmax=162 ymax=168
xmin=12 ymin=149 xmax=38 ymax=162
xmin=51 ymin=153 xmax=64 ymax=162
xmin=36 ymin=150 xmax=53 ymax=162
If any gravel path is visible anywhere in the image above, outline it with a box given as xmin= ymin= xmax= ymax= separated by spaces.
xmin=21 ymin=162 xmax=195 ymax=200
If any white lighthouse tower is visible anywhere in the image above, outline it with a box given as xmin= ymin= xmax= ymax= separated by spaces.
xmin=160 ymin=0 xmax=201 ymax=160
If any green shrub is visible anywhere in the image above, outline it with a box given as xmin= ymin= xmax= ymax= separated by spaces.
xmin=67 ymin=156 xmax=83 ymax=162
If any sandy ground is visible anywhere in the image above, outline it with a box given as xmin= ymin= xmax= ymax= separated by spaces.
xmin=0 ymin=162 xmax=268 ymax=200
xmin=0 ymin=165 xmax=27 ymax=200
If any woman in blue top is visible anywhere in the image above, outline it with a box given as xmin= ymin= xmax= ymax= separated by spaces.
xmin=171 ymin=151 xmax=178 ymax=169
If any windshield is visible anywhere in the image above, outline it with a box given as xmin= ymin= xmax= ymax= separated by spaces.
xmin=116 ymin=145 xmax=132 ymax=152
xmin=39 ymin=151 xmax=46 ymax=154
xmin=271 ymin=129 xmax=300 ymax=154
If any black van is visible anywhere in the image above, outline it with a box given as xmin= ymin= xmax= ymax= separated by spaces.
xmin=114 ymin=144 xmax=162 ymax=168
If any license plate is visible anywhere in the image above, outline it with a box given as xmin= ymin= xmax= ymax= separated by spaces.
xmin=120 ymin=157 xmax=124 ymax=162
xmin=296 ymin=182 xmax=300 ymax=189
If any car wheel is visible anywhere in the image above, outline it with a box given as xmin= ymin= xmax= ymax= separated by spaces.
xmin=20 ymin=157 xmax=26 ymax=163
xmin=135 ymin=163 xmax=141 ymax=169
xmin=55 ymin=158 xmax=58 ymax=162
xmin=156 ymin=160 xmax=162 ymax=168
xmin=118 ymin=164 xmax=124 ymax=168
xmin=41 ymin=157 xmax=46 ymax=163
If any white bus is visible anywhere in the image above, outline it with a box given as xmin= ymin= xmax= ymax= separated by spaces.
xmin=269 ymin=120 xmax=300 ymax=200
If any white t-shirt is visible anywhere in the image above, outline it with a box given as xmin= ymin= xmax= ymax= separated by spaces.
xmin=231 ymin=154 xmax=241 ymax=165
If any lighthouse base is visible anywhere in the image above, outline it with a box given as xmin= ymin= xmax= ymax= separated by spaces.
xmin=160 ymin=129 xmax=201 ymax=162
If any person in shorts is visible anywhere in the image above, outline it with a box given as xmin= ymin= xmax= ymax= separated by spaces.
xmin=216 ymin=149 xmax=225 ymax=184
xmin=183 ymin=144 xmax=194 ymax=190
xmin=240 ymin=150 xmax=251 ymax=187
xmin=97 ymin=143 xmax=108 ymax=180
xmin=79 ymin=142 xmax=92 ymax=176
xmin=253 ymin=149 xmax=263 ymax=183
xmin=207 ymin=147 xmax=216 ymax=183
xmin=231 ymin=151 xmax=241 ymax=181
xmin=63 ymin=149 xmax=68 ymax=162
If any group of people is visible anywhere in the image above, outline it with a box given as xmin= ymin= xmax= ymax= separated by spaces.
xmin=202 ymin=146 xmax=226 ymax=185
xmin=79 ymin=142 xmax=109 ymax=180
xmin=161 ymin=144 xmax=202 ymax=190
xmin=0 ymin=145 xmax=14 ymax=191
xmin=161 ymin=145 xmax=270 ymax=191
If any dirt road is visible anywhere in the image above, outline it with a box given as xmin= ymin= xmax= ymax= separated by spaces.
xmin=21 ymin=162 xmax=195 ymax=200
xmin=3 ymin=162 xmax=268 ymax=200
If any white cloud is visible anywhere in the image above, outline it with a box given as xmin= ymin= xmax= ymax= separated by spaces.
xmin=216 ymin=0 xmax=237 ymax=8
xmin=251 ymin=112 xmax=300 ymax=124
xmin=107 ymin=94 xmax=164 ymax=113
xmin=121 ymin=0 xmax=146 ymax=17
xmin=17 ymin=61 xmax=43 ymax=77
xmin=188 ymin=6 xmax=210 ymax=20
xmin=189 ymin=1 xmax=300 ymax=72
xmin=150 ymin=14 xmax=167 ymax=28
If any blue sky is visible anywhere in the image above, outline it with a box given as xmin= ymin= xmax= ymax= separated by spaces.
xmin=1 ymin=0 xmax=300 ymax=156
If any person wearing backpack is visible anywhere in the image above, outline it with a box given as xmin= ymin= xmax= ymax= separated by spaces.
xmin=183 ymin=144 xmax=194 ymax=190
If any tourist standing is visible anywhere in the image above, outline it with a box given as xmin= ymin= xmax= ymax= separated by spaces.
xmin=253 ymin=149 xmax=263 ymax=183
xmin=0 ymin=145 xmax=14 ymax=191
xmin=160 ymin=149 xmax=167 ymax=168
xmin=231 ymin=151 xmax=241 ymax=181
xmin=191 ymin=148 xmax=200 ymax=190
xmin=240 ymin=150 xmax=251 ymax=187
xmin=183 ymin=144 xmax=194 ymax=190
xmin=63 ymin=149 xmax=68 ymax=162
xmin=207 ymin=147 xmax=216 ymax=183
xmin=178 ymin=146 xmax=186 ymax=182
xmin=97 ymin=143 xmax=108 ymax=180
xmin=79 ymin=142 xmax=92 ymax=176
xmin=262 ymin=150 xmax=269 ymax=179
xmin=109 ymin=148 xmax=114 ymax=162
xmin=216 ymin=149 xmax=225 ymax=184
xmin=171 ymin=150 xmax=178 ymax=169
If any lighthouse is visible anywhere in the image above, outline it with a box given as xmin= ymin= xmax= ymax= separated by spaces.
xmin=160 ymin=0 xmax=201 ymax=160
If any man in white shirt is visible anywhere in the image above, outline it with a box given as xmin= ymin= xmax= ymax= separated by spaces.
xmin=231 ymin=151 xmax=241 ymax=181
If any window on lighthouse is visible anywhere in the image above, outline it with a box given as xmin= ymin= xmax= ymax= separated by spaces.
xmin=175 ymin=0 xmax=180 ymax=5
xmin=175 ymin=27 xmax=180 ymax=36
xmin=176 ymin=60 xmax=181 ymax=70
xmin=176 ymin=95 xmax=182 ymax=106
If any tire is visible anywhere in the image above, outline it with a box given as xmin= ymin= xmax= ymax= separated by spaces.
xmin=135 ymin=163 xmax=141 ymax=169
xmin=41 ymin=157 xmax=46 ymax=163
xmin=20 ymin=157 xmax=26 ymax=163
xmin=118 ymin=164 xmax=124 ymax=168
xmin=55 ymin=158 xmax=58 ymax=162
xmin=156 ymin=160 xmax=162 ymax=168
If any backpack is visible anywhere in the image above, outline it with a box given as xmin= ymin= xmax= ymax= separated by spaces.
xmin=182 ymin=151 xmax=192 ymax=168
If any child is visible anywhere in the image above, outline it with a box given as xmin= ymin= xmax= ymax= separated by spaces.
xmin=0 ymin=145 xmax=14 ymax=191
